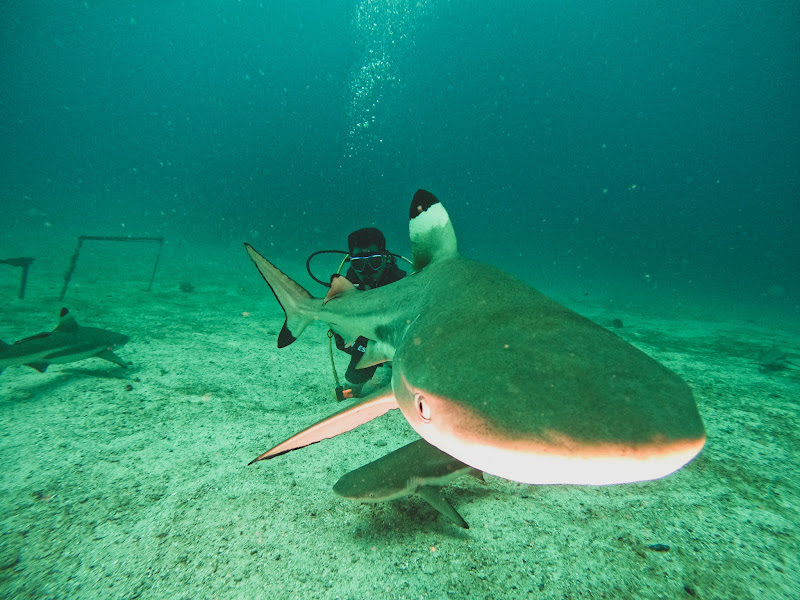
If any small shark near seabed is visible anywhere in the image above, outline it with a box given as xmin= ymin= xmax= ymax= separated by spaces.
xmin=0 ymin=308 xmax=129 ymax=374
xmin=245 ymin=190 xmax=706 ymax=527
xmin=333 ymin=439 xmax=482 ymax=528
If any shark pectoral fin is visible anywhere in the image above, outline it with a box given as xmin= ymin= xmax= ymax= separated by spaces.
xmin=416 ymin=485 xmax=469 ymax=529
xmin=355 ymin=341 xmax=393 ymax=369
xmin=249 ymin=389 xmax=398 ymax=465
xmin=25 ymin=362 xmax=50 ymax=373
xmin=97 ymin=349 xmax=128 ymax=368
xmin=470 ymin=469 xmax=485 ymax=483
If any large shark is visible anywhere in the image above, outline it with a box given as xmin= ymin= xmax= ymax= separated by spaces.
xmin=0 ymin=308 xmax=129 ymax=374
xmin=333 ymin=438 xmax=482 ymax=529
xmin=245 ymin=190 xmax=705 ymax=490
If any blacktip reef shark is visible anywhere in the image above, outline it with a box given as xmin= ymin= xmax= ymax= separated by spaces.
xmin=0 ymin=308 xmax=129 ymax=374
xmin=333 ymin=439 xmax=482 ymax=528
xmin=245 ymin=190 xmax=705 ymax=519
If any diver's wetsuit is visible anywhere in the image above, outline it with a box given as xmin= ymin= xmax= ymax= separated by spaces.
xmin=333 ymin=259 xmax=406 ymax=389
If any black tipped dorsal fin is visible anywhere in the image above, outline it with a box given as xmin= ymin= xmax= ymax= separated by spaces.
xmin=409 ymin=190 xmax=458 ymax=271
xmin=54 ymin=308 xmax=79 ymax=333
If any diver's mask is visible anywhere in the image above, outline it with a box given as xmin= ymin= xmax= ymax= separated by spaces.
xmin=349 ymin=253 xmax=386 ymax=273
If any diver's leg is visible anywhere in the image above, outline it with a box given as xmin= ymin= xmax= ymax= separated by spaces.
xmin=343 ymin=337 xmax=378 ymax=397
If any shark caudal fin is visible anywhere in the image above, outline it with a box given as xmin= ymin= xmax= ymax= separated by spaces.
xmin=244 ymin=243 xmax=320 ymax=348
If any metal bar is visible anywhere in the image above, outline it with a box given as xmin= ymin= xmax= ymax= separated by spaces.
xmin=59 ymin=236 xmax=165 ymax=300
xmin=18 ymin=261 xmax=30 ymax=299
xmin=146 ymin=238 xmax=164 ymax=292
xmin=59 ymin=237 xmax=84 ymax=301
xmin=0 ymin=257 xmax=34 ymax=299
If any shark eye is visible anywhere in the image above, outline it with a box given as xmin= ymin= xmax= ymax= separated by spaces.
xmin=414 ymin=393 xmax=431 ymax=422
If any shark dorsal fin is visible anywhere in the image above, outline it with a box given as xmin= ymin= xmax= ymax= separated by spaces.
xmin=54 ymin=308 xmax=79 ymax=333
xmin=409 ymin=189 xmax=458 ymax=271
xmin=325 ymin=274 xmax=356 ymax=304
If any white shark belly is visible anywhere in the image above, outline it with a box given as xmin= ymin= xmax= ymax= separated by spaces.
xmin=419 ymin=431 xmax=705 ymax=485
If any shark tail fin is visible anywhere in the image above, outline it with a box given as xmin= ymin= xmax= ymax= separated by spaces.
xmin=244 ymin=243 xmax=320 ymax=348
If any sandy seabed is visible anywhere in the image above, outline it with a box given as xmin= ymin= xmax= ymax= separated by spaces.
xmin=1 ymin=247 xmax=798 ymax=600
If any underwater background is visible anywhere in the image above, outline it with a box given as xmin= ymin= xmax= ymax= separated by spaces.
xmin=2 ymin=0 xmax=798 ymax=306
xmin=1 ymin=1 xmax=798 ymax=599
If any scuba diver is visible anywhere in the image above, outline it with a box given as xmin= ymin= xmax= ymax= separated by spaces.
xmin=340 ymin=227 xmax=406 ymax=290
xmin=333 ymin=227 xmax=406 ymax=398
xmin=306 ymin=227 xmax=409 ymax=400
